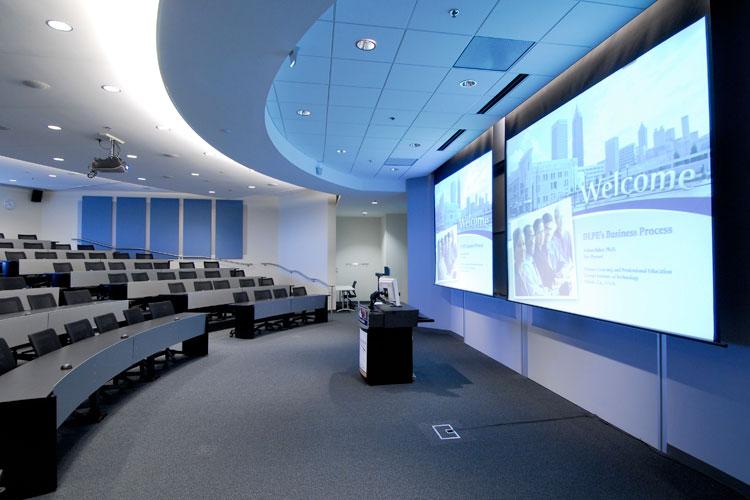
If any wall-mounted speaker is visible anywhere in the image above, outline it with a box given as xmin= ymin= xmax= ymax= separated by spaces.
xmin=30 ymin=189 xmax=43 ymax=203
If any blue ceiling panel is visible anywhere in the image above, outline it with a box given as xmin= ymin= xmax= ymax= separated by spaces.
xmin=367 ymin=124 xmax=409 ymax=139
xmin=282 ymin=119 xmax=326 ymax=135
xmin=408 ymin=0 xmax=498 ymax=35
xmin=395 ymin=30 xmax=472 ymax=67
xmin=325 ymin=135 xmax=363 ymax=152
xmin=543 ymin=2 xmax=643 ymax=48
xmin=326 ymin=121 xmax=369 ymax=136
xmin=329 ymin=85 xmax=382 ymax=107
xmin=401 ymin=126 xmax=447 ymax=145
xmin=423 ymin=93 xmax=481 ymax=113
xmin=285 ymin=133 xmax=324 ymax=159
xmin=436 ymin=67 xmax=504 ymax=96
xmin=278 ymin=101 xmax=327 ymax=121
xmin=275 ymin=55 xmax=331 ymax=84
xmin=330 ymin=59 xmax=391 ymax=87
xmin=332 ymin=23 xmax=404 ymax=63
xmin=298 ymin=21 xmax=333 ymax=57
xmin=454 ymin=36 xmax=534 ymax=71
xmin=385 ymin=64 xmax=449 ymax=92
xmin=334 ymin=0 xmax=417 ymax=28
xmin=478 ymin=0 xmax=577 ymax=41
xmin=411 ymin=111 xmax=461 ymax=128
xmin=327 ymin=105 xmax=374 ymax=124
xmin=274 ymin=81 xmax=329 ymax=105
xmin=360 ymin=136 xmax=400 ymax=151
xmin=511 ymin=42 xmax=590 ymax=76
xmin=377 ymin=89 xmax=432 ymax=110
xmin=320 ymin=5 xmax=334 ymax=21
xmin=266 ymin=102 xmax=281 ymax=119
xmin=370 ymin=108 xmax=419 ymax=126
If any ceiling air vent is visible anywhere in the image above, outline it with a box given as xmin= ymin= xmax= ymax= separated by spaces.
xmin=384 ymin=158 xmax=418 ymax=167
xmin=476 ymin=74 xmax=528 ymax=114
xmin=437 ymin=129 xmax=466 ymax=151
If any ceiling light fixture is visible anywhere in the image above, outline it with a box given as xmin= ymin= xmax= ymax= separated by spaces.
xmin=22 ymin=80 xmax=51 ymax=90
xmin=449 ymin=8 xmax=460 ymax=18
xmin=137 ymin=177 xmax=146 ymax=181
xmin=126 ymin=154 xmax=138 ymax=159
xmin=47 ymin=125 xmax=62 ymax=131
xmin=101 ymin=84 xmax=121 ymax=93
xmin=336 ymin=149 xmax=347 ymax=154
xmin=191 ymin=172 xmax=199 ymax=176
xmin=409 ymin=142 xmax=421 ymax=148
xmin=355 ymin=38 xmax=377 ymax=51
xmin=46 ymin=20 xmax=73 ymax=32
xmin=459 ymin=79 xmax=477 ymax=88
xmin=296 ymin=109 xmax=311 ymax=117
xmin=390 ymin=167 xmax=399 ymax=172
xmin=52 ymin=157 xmax=64 ymax=162
xmin=248 ymin=185 xmax=256 ymax=189
xmin=48 ymin=174 xmax=57 ymax=178
xmin=361 ymin=211 xmax=368 ymax=215
xmin=208 ymin=190 xmax=215 ymax=194
xmin=371 ymin=201 xmax=378 ymax=205
xmin=9 ymin=179 xmax=17 ymax=182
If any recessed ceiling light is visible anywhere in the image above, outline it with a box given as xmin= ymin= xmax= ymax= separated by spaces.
xmin=46 ymin=20 xmax=73 ymax=32
xmin=355 ymin=38 xmax=377 ymax=51
xmin=362 ymin=211 xmax=368 ymax=215
xmin=371 ymin=200 xmax=378 ymax=205
xmin=409 ymin=142 xmax=421 ymax=148
xmin=126 ymin=154 xmax=138 ymax=159
xmin=459 ymin=79 xmax=477 ymax=88
xmin=137 ymin=177 xmax=146 ymax=181
xmin=449 ymin=8 xmax=460 ymax=18
xmin=248 ymin=169 xmax=255 ymax=172
xmin=248 ymin=185 xmax=256 ymax=189
xmin=162 ymin=153 xmax=179 ymax=158
xmin=52 ymin=157 xmax=64 ymax=162
xmin=48 ymin=174 xmax=57 ymax=178
xmin=22 ymin=80 xmax=51 ymax=90
xmin=155 ymin=124 xmax=171 ymax=130
xmin=101 ymin=84 xmax=121 ymax=93
xmin=9 ymin=179 xmax=17 ymax=182
xmin=390 ymin=167 xmax=399 ymax=172
xmin=208 ymin=190 xmax=215 ymax=194
xmin=296 ymin=109 xmax=311 ymax=117
xmin=47 ymin=125 xmax=62 ymax=131
xmin=336 ymin=149 xmax=347 ymax=154
xmin=191 ymin=172 xmax=199 ymax=176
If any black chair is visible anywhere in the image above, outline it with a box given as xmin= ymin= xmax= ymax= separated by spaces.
xmin=0 ymin=242 xmax=14 ymax=248
xmin=0 ymin=277 xmax=26 ymax=290
xmin=273 ymin=288 xmax=288 ymax=299
xmin=157 ymin=272 xmax=176 ymax=281
xmin=52 ymin=243 xmax=71 ymax=250
xmin=136 ymin=253 xmax=153 ymax=260
xmin=0 ymin=338 xmax=17 ymax=375
xmin=179 ymin=271 xmax=197 ymax=280
xmin=168 ymin=282 xmax=186 ymax=294
xmin=0 ymin=232 xmax=4 ymax=238
xmin=88 ymin=252 xmax=106 ymax=259
xmin=213 ymin=280 xmax=230 ymax=290
xmin=53 ymin=262 xmax=73 ymax=273
xmin=63 ymin=289 xmax=92 ymax=305
xmin=231 ymin=269 xmax=245 ymax=277
xmin=108 ymin=262 xmax=126 ymax=270
xmin=342 ymin=280 xmax=358 ymax=309
xmin=17 ymin=234 xmax=37 ymax=240
xmin=149 ymin=301 xmax=175 ymax=319
xmin=179 ymin=261 xmax=195 ymax=269
xmin=203 ymin=261 xmax=220 ymax=269
xmin=35 ymin=251 xmax=57 ymax=259
xmin=24 ymin=242 xmax=44 ymax=249
xmin=0 ymin=297 xmax=24 ymax=315
xmin=77 ymin=244 xmax=95 ymax=250
xmin=64 ymin=319 xmax=95 ymax=343
xmin=108 ymin=273 xmax=129 ymax=284
xmin=134 ymin=262 xmax=153 ymax=270
xmin=259 ymin=277 xmax=274 ymax=286
xmin=239 ymin=278 xmax=256 ymax=288
xmin=28 ymin=329 xmax=62 ymax=356
xmin=28 ymin=293 xmax=57 ymax=310
xmin=233 ymin=291 xmax=249 ymax=303
xmin=123 ymin=307 xmax=146 ymax=325
xmin=113 ymin=251 xmax=130 ymax=259
xmin=292 ymin=286 xmax=307 ymax=297
xmin=94 ymin=313 xmax=119 ymax=333
xmin=132 ymin=272 xmax=150 ymax=282
xmin=204 ymin=270 xmax=220 ymax=278
xmin=194 ymin=281 xmax=213 ymax=291
xmin=254 ymin=290 xmax=273 ymax=301
xmin=153 ymin=262 xmax=170 ymax=269
xmin=66 ymin=252 xmax=85 ymax=259
xmin=5 ymin=251 xmax=26 ymax=260
xmin=85 ymin=261 xmax=106 ymax=271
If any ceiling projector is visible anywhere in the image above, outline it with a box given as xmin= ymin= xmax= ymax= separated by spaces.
xmin=88 ymin=132 xmax=128 ymax=178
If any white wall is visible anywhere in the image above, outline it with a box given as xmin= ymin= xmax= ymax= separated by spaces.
xmin=382 ymin=213 xmax=408 ymax=302
xmin=0 ymin=185 xmax=43 ymax=239
xmin=337 ymin=217 xmax=384 ymax=296
xmin=245 ymin=195 xmax=279 ymax=263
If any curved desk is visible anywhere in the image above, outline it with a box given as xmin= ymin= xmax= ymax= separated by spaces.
xmin=0 ymin=312 xmax=207 ymax=498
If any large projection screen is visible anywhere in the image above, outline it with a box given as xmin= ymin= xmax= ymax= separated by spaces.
xmin=506 ymin=19 xmax=715 ymax=342
xmin=435 ymin=151 xmax=493 ymax=295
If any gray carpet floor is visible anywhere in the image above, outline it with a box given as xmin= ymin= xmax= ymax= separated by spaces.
xmin=44 ymin=314 xmax=741 ymax=499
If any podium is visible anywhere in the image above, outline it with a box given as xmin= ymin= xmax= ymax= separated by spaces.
xmin=357 ymin=303 xmax=419 ymax=385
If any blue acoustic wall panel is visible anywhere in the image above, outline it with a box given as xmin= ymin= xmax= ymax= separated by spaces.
xmin=81 ymin=196 xmax=113 ymax=249
xmin=215 ymin=200 xmax=243 ymax=258
xmin=150 ymin=198 xmax=179 ymax=259
xmin=115 ymin=197 xmax=146 ymax=251
xmin=183 ymin=199 xmax=212 ymax=257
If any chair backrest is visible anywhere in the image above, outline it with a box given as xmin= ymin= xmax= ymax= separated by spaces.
xmin=35 ymin=251 xmax=57 ymax=259
xmin=213 ymin=280 xmax=230 ymax=290
xmin=123 ymin=307 xmax=145 ymax=325
xmin=77 ymin=244 xmax=95 ymax=250
xmin=108 ymin=262 xmax=126 ymax=270
xmin=239 ymin=278 xmax=256 ymax=288
xmin=292 ymin=286 xmax=307 ymax=297
xmin=84 ymin=261 xmax=106 ymax=271
xmin=352 ymin=280 xmax=357 ymax=289
xmin=63 ymin=289 xmax=92 ymax=305
xmin=179 ymin=261 xmax=195 ymax=269
xmin=0 ymin=232 xmax=4 ymax=238
xmin=94 ymin=313 xmax=119 ymax=333
xmin=113 ymin=251 xmax=130 ymax=259
xmin=204 ymin=270 xmax=221 ymax=278
xmin=5 ymin=251 xmax=26 ymax=260
xmin=108 ymin=273 xmax=129 ymax=284
xmin=132 ymin=272 xmax=150 ymax=282
xmin=149 ymin=301 xmax=174 ymax=319
xmin=28 ymin=293 xmax=57 ymax=310
xmin=53 ymin=262 xmax=73 ymax=273
xmin=168 ymin=282 xmax=186 ymax=294
xmin=88 ymin=252 xmax=106 ymax=259
xmin=0 ymin=297 xmax=23 ymax=315
xmin=0 ymin=338 xmax=17 ymax=375
xmin=273 ymin=288 xmax=288 ymax=299
xmin=157 ymin=271 xmax=176 ymax=281
xmin=231 ymin=269 xmax=245 ymax=277
xmin=28 ymin=329 xmax=62 ymax=356
xmin=0 ymin=277 xmax=26 ymax=290
xmin=24 ymin=242 xmax=44 ymax=249
xmin=204 ymin=261 xmax=220 ymax=269
xmin=136 ymin=253 xmax=153 ymax=259
xmin=134 ymin=262 xmax=153 ymax=270
xmin=254 ymin=289 xmax=272 ymax=301
xmin=259 ymin=277 xmax=274 ymax=286
xmin=66 ymin=252 xmax=85 ymax=259
xmin=233 ymin=291 xmax=249 ymax=303
xmin=65 ymin=319 xmax=94 ymax=343
xmin=52 ymin=243 xmax=71 ymax=250
xmin=179 ymin=271 xmax=197 ymax=280
xmin=17 ymin=234 xmax=37 ymax=240
xmin=153 ymin=262 xmax=170 ymax=269
xmin=194 ymin=281 xmax=213 ymax=291
xmin=0 ymin=242 xmax=13 ymax=248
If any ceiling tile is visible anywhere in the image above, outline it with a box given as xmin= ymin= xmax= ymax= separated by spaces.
xmin=412 ymin=111 xmax=461 ymax=128
xmin=329 ymin=85 xmax=382 ymax=107
xmin=285 ymin=133 xmax=324 ymax=159
xmin=478 ymin=0 xmax=577 ymax=41
xmin=326 ymin=122 xmax=369 ymax=136
xmin=330 ymin=59 xmax=391 ymax=87
xmin=278 ymin=102 xmax=327 ymax=121
xmin=282 ymin=119 xmax=326 ymax=135
xmin=454 ymin=36 xmax=534 ymax=71
xmin=325 ymin=135 xmax=364 ymax=152
xmin=480 ymin=96 xmax=524 ymax=118
xmin=367 ymin=124 xmax=409 ymax=139
xmin=360 ymin=136 xmax=400 ymax=150
xmin=319 ymin=5 xmax=334 ymax=21
xmin=543 ymin=2 xmax=643 ymax=47
xmin=266 ymin=102 xmax=281 ymax=119
xmin=298 ymin=21 xmax=333 ymax=57
xmin=395 ymin=30 xmax=472 ymax=67
xmin=385 ymin=64 xmax=449 ymax=92
xmin=327 ymin=105 xmax=374 ymax=124
xmin=423 ymin=93 xmax=482 ymax=113
xmin=502 ymin=74 xmax=553 ymax=103
xmin=510 ymin=42 xmax=590 ymax=76
xmin=402 ymin=126 xmax=447 ymax=144
xmin=408 ymin=0 xmax=498 ymax=35
xmin=370 ymin=108 xmax=419 ymax=126
xmin=332 ymin=23 xmax=404 ymax=63
xmin=274 ymin=81 xmax=329 ymax=105
xmin=377 ymin=89 xmax=433 ymax=110
xmin=453 ymin=113 xmax=500 ymax=130
xmin=274 ymin=55 xmax=331 ymax=84
xmin=323 ymin=147 xmax=357 ymax=167
xmin=436 ymin=67 xmax=504 ymax=95
xmin=334 ymin=0 xmax=417 ymax=28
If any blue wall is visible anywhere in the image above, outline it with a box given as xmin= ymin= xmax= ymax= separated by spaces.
xmin=81 ymin=196 xmax=113 ymax=249
xmin=215 ymin=200 xmax=243 ymax=258
xmin=115 ymin=197 xmax=146 ymax=251
xmin=183 ymin=199 xmax=212 ymax=257
xmin=150 ymin=198 xmax=179 ymax=259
